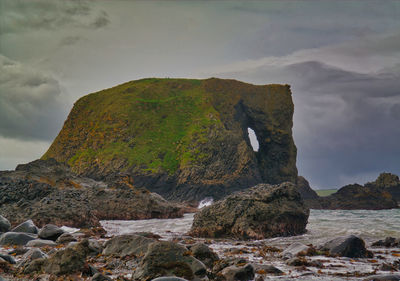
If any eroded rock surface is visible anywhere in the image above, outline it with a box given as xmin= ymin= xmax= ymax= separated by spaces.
xmin=0 ymin=159 xmax=184 ymax=228
xmin=42 ymin=78 xmax=297 ymax=201
xmin=190 ymin=182 xmax=309 ymax=239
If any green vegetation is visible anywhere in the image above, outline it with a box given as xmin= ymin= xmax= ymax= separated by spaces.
xmin=44 ymin=78 xmax=221 ymax=175
xmin=315 ymin=189 xmax=337 ymax=197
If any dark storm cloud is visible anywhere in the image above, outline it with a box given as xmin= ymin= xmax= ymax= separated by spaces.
xmin=217 ymin=57 xmax=400 ymax=189
xmin=0 ymin=55 xmax=67 ymax=141
xmin=0 ymin=0 xmax=109 ymax=34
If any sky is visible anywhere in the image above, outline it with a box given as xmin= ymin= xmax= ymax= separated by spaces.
xmin=0 ymin=0 xmax=399 ymax=189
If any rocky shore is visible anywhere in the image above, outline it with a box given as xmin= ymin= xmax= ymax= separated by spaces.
xmin=1 ymin=214 xmax=400 ymax=281
xmin=0 ymin=159 xmax=184 ymax=228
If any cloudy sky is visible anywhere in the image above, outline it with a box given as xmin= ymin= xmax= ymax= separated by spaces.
xmin=1 ymin=0 xmax=399 ymax=189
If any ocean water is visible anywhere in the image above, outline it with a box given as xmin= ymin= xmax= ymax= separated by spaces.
xmin=101 ymin=209 xmax=400 ymax=280
xmin=101 ymin=209 xmax=400 ymax=244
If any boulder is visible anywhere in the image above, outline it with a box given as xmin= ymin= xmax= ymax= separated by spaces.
xmin=26 ymin=239 xmax=57 ymax=247
xmin=190 ymin=183 xmax=309 ymax=239
xmin=0 ymin=215 xmax=11 ymax=232
xmin=321 ymin=235 xmax=373 ymax=258
xmin=56 ymin=233 xmax=77 ymax=244
xmin=253 ymin=264 xmax=283 ymax=275
xmin=151 ymin=276 xmax=188 ymax=281
xmin=91 ymin=273 xmax=113 ymax=281
xmin=102 ymin=234 xmax=155 ymax=257
xmin=11 ymin=220 xmax=38 ymax=234
xmin=0 ymin=254 xmax=16 ymax=264
xmin=19 ymin=248 xmax=48 ymax=268
xmin=189 ymin=243 xmax=219 ymax=269
xmin=0 ymin=232 xmax=37 ymax=246
xmin=372 ymin=237 xmax=400 ymax=248
xmin=133 ymin=241 xmax=207 ymax=280
xmin=41 ymin=239 xmax=91 ymax=275
xmin=221 ymin=264 xmax=255 ymax=281
xmin=38 ymin=224 xmax=64 ymax=241
xmin=281 ymin=242 xmax=312 ymax=259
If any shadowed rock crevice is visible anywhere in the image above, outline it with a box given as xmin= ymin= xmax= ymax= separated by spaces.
xmin=43 ymin=78 xmax=297 ymax=201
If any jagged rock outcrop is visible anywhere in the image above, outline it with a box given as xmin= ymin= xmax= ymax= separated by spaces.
xmin=366 ymin=173 xmax=400 ymax=202
xmin=309 ymin=184 xmax=398 ymax=210
xmin=190 ymin=182 xmax=309 ymax=239
xmin=0 ymin=159 xmax=184 ymax=228
xmin=42 ymin=78 xmax=297 ymax=201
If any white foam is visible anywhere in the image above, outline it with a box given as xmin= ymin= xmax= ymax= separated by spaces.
xmin=198 ymin=197 xmax=214 ymax=208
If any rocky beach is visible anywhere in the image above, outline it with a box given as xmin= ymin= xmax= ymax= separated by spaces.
xmin=1 ymin=77 xmax=399 ymax=281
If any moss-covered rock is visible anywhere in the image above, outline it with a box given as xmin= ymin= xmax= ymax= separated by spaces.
xmin=43 ymin=78 xmax=297 ymax=201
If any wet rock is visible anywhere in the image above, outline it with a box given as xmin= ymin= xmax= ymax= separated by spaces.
xmin=0 ymin=254 xmax=16 ymax=264
xmin=133 ymin=241 xmax=207 ymax=280
xmin=56 ymin=233 xmax=77 ymax=244
xmin=372 ymin=237 xmax=400 ymax=248
xmin=190 ymin=183 xmax=309 ymax=239
xmin=364 ymin=274 xmax=400 ymax=281
xmin=11 ymin=220 xmax=38 ymax=234
xmin=321 ymin=235 xmax=373 ymax=258
xmin=189 ymin=243 xmax=219 ymax=269
xmin=221 ymin=264 xmax=255 ymax=281
xmin=151 ymin=276 xmax=188 ymax=281
xmin=88 ymin=239 xmax=103 ymax=255
xmin=381 ymin=263 xmax=398 ymax=271
xmin=41 ymin=239 xmax=91 ymax=275
xmin=103 ymin=234 xmax=155 ymax=257
xmin=92 ymin=273 xmax=113 ymax=281
xmin=253 ymin=264 xmax=283 ymax=275
xmin=26 ymin=239 xmax=57 ymax=247
xmin=0 ymin=215 xmax=11 ymax=232
xmin=38 ymin=224 xmax=64 ymax=241
xmin=20 ymin=248 xmax=48 ymax=266
xmin=0 ymin=232 xmax=37 ymax=246
xmin=281 ymin=242 xmax=311 ymax=259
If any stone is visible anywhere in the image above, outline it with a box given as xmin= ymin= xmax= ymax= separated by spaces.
xmin=88 ymin=239 xmax=103 ymax=255
xmin=133 ymin=241 xmax=207 ymax=280
xmin=0 ymin=216 xmax=11 ymax=232
xmin=321 ymin=235 xmax=373 ymax=258
xmin=42 ymin=239 xmax=91 ymax=275
xmin=26 ymin=239 xmax=57 ymax=247
xmin=189 ymin=243 xmax=219 ymax=269
xmin=221 ymin=264 xmax=255 ymax=281
xmin=253 ymin=264 xmax=283 ymax=275
xmin=20 ymin=248 xmax=48 ymax=265
xmin=11 ymin=220 xmax=38 ymax=234
xmin=151 ymin=276 xmax=188 ymax=281
xmin=91 ymin=273 xmax=113 ymax=281
xmin=372 ymin=237 xmax=400 ymax=248
xmin=0 ymin=254 xmax=16 ymax=264
xmin=281 ymin=242 xmax=312 ymax=259
xmin=56 ymin=233 xmax=77 ymax=244
xmin=0 ymin=232 xmax=37 ymax=246
xmin=190 ymin=182 xmax=309 ymax=239
xmin=38 ymin=224 xmax=64 ymax=241
xmin=102 ymin=234 xmax=155 ymax=257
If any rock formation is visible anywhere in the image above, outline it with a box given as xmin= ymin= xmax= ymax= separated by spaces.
xmin=42 ymin=78 xmax=297 ymax=201
xmin=366 ymin=172 xmax=400 ymax=202
xmin=0 ymin=159 xmax=184 ymax=228
xmin=190 ymin=182 xmax=309 ymax=239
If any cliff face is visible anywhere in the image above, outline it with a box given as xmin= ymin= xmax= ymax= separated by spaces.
xmin=43 ymin=78 xmax=297 ymax=201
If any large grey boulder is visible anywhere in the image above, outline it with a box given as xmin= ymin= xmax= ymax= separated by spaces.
xmin=19 ymin=248 xmax=48 ymax=268
xmin=281 ymin=242 xmax=311 ymax=259
xmin=221 ymin=264 xmax=255 ymax=281
xmin=26 ymin=239 xmax=57 ymax=247
xmin=11 ymin=220 xmax=38 ymax=234
xmin=190 ymin=183 xmax=309 ymax=239
xmin=133 ymin=241 xmax=207 ymax=280
xmin=0 ymin=215 xmax=11 ymax=232
xmin=321 ymin=235 xmax=373 ymax=258
xmin=0 ymin=232 xmax=36 ymax=246
xmin=102 ymin=234 xmax=155 ymax=257
xmin=189 ymin=243 xmax=219 ymax=269
xmin=38 ymin=224 xmax=64 ymax=241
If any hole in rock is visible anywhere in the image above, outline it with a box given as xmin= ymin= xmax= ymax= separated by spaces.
xmin=247 ymin=127 xmax=259 ymax=152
